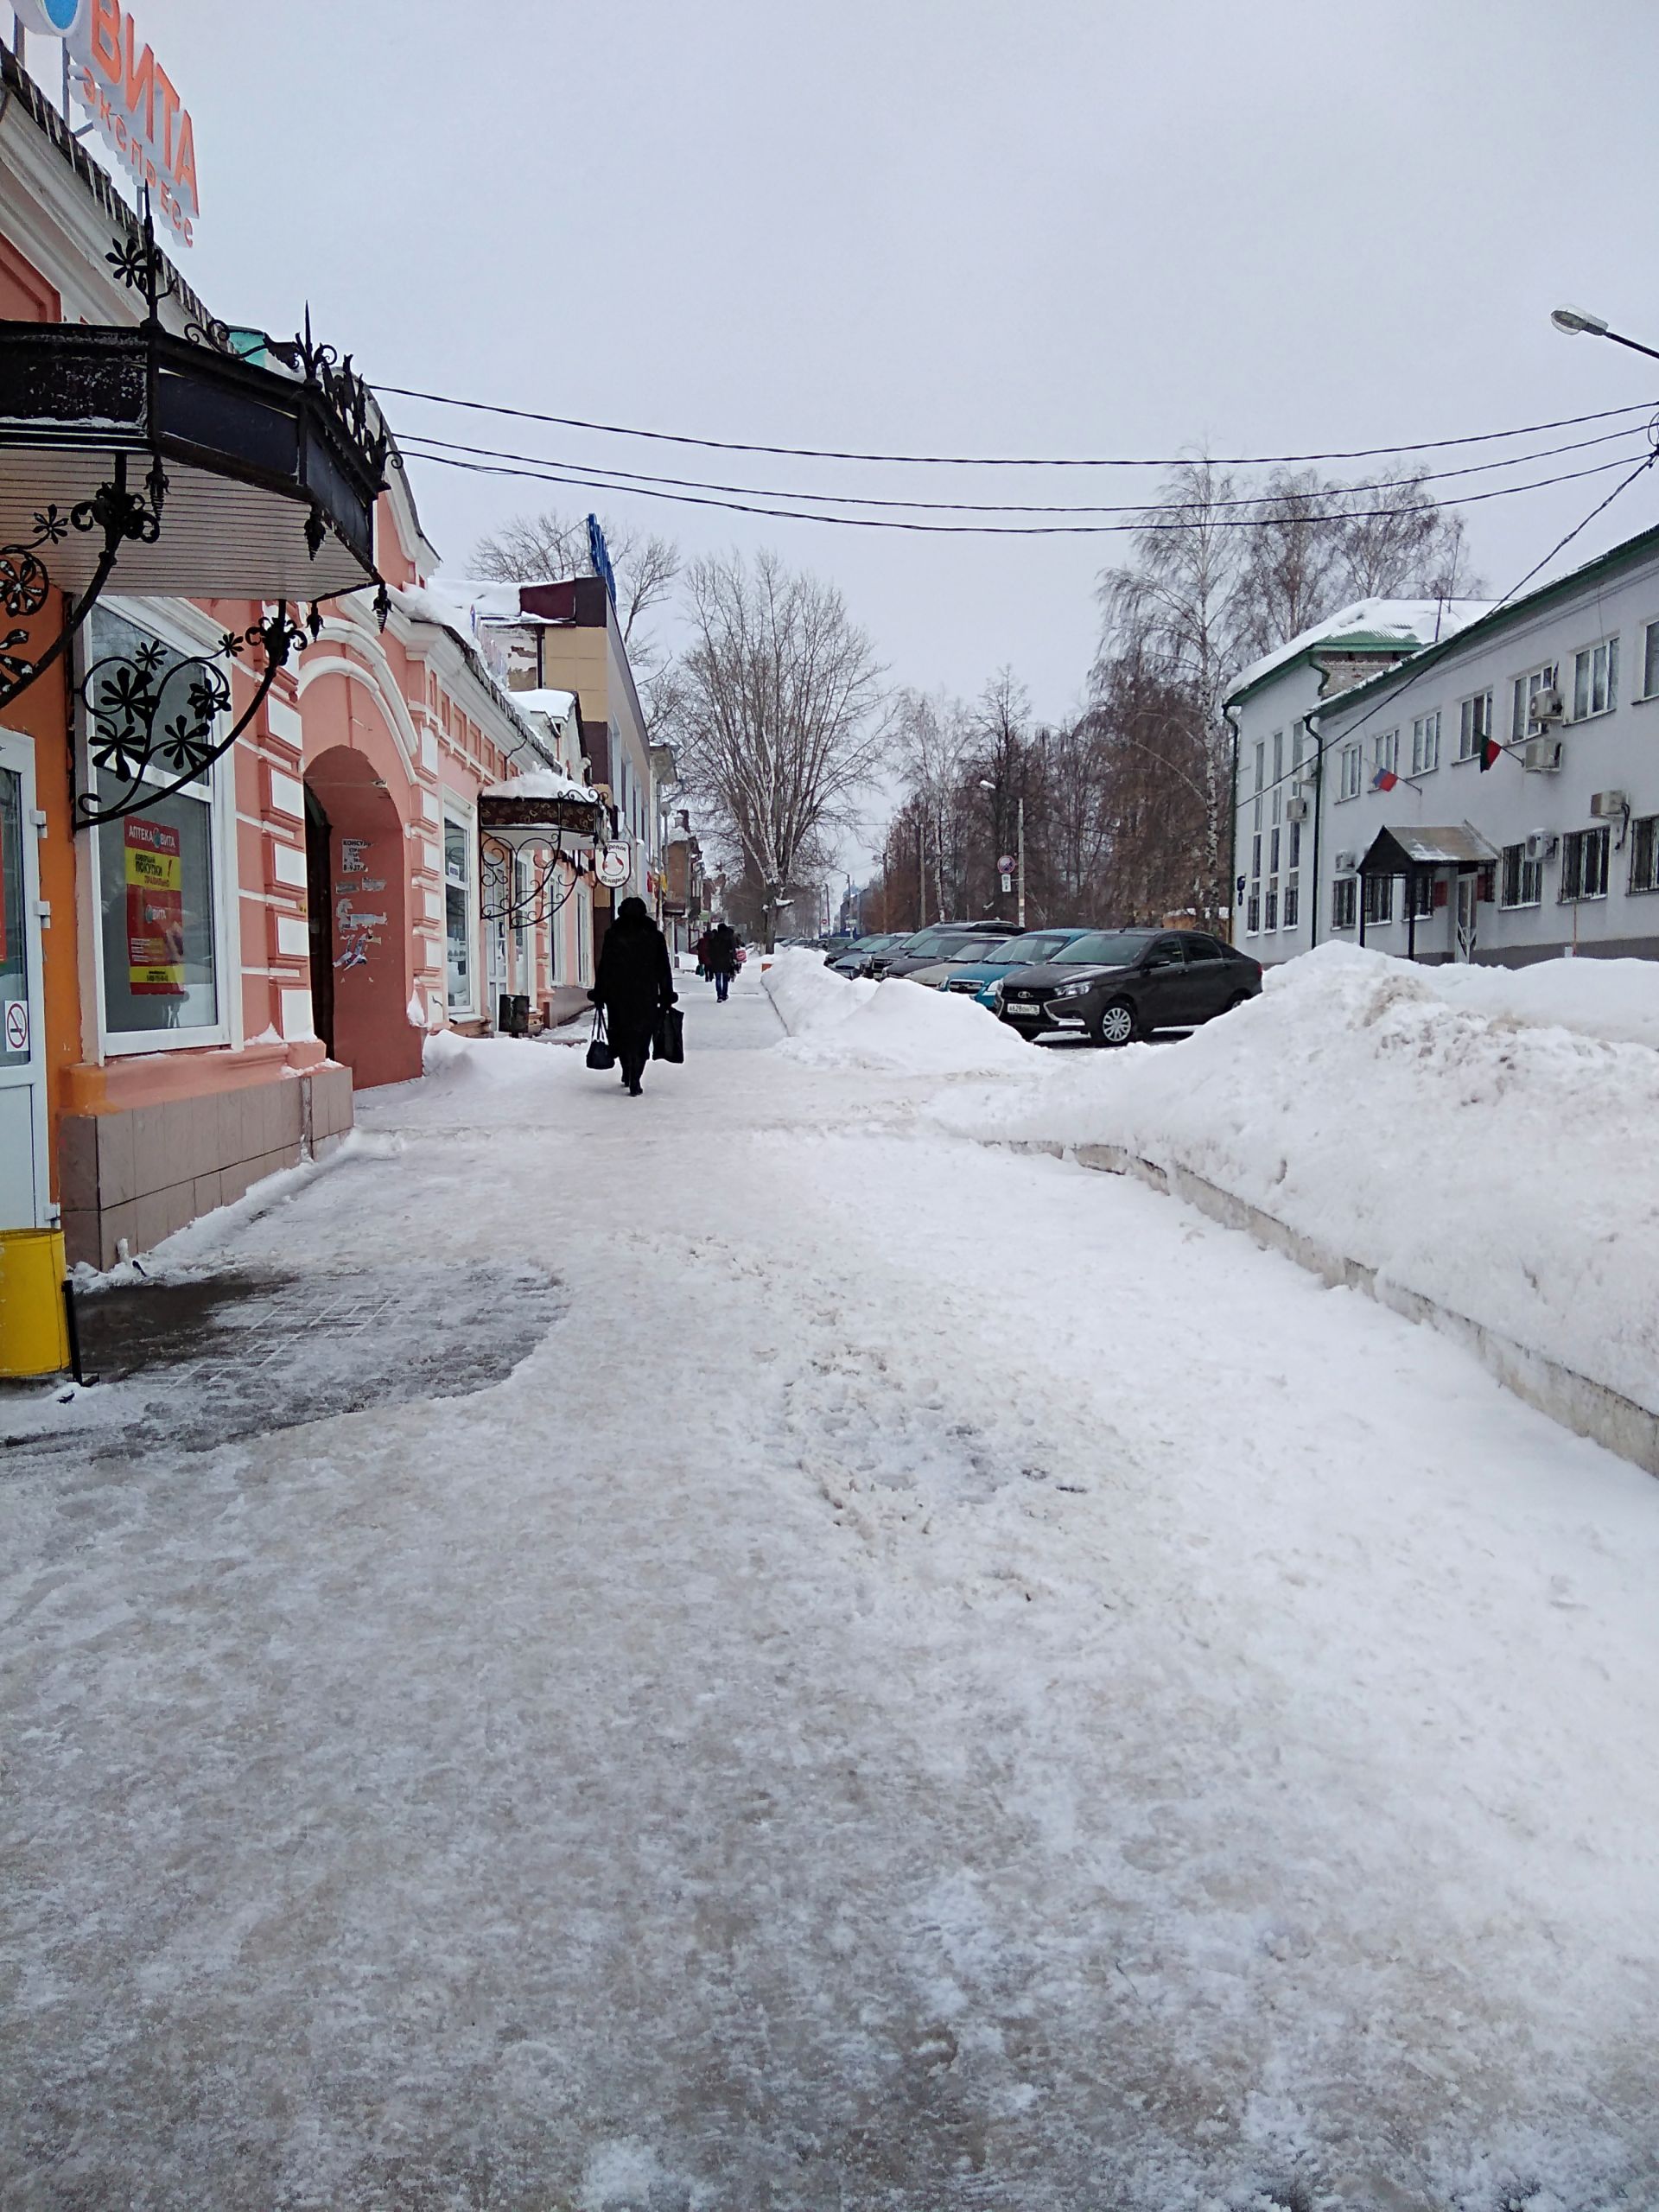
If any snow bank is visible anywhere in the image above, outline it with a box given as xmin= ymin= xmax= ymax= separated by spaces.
xmin=763 ymin=949 xmax=1031 ymax=1076
xmin=935 ymin=943 xmax=1659 ymax=1413
xmin=482 ymin=764 xmax=593 ymax=804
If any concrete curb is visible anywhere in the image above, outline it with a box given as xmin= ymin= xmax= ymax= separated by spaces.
xmin=1012 ymin=1137 xmax=1659 ymax=1480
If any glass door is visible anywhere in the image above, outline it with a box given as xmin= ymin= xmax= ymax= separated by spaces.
xmin=0 ymin=732 xmax=48 ymax=1230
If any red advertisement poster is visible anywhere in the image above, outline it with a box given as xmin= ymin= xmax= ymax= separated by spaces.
xmin=124 ymin=816 xmax=186 ymax=996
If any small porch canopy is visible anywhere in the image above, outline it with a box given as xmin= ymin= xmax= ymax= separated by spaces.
xmin=1357 ymin=823 xmax=1498 ymax=956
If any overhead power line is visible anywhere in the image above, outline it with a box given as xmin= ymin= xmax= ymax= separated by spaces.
xmin=392 ymin=444 xmax=1652 ymax=537
xmin=376 ymin=384 xmax=1656 ymax=471
xmin=392 ymin=420 xmax=1649 ymax=518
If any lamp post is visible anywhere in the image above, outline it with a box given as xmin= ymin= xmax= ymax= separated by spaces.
xmin=978 ymin=779 xmax=1027 ymax=928
xmin=1550 ymin=304 xmax=1659 ymax=364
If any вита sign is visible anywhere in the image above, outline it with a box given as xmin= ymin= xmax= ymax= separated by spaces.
xmin=14 ymin=0 xmax=200 ymax=245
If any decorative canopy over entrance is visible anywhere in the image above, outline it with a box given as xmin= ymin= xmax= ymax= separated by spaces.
xmin=0 ymin=210 xmax=391 ymax=830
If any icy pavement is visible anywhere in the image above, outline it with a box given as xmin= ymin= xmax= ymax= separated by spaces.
xmin=5 ymin=972 xmax=1659 ymax=2210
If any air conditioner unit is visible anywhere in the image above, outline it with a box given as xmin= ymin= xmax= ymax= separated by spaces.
xmin=1530 ymin=686 xmax=1566 ymax=725
xmin=1333 ymin=849 xmax=1357 ymax=873
xmin=1590 ymin=789 xmax=1629 ymax=819
xmin=1522 ymin=737 xmax=1564 ymax=773
xmin=1285 ymin=796 xmax=1309 ymax=823
xmin=1523 ymin=830 xmax=1557 ymax=863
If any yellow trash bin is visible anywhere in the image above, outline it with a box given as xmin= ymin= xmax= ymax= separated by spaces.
xmin=0 ymin=1227 xmax=71 ymax=1379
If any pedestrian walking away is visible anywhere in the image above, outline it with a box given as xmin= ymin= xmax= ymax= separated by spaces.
xmin=590 ymin=896 xmax=676 ymax=1096
xmin=705 ymin=919 xmax=739 ymax=1003
xmin=694 ymin=926 xmax=714 ymax=981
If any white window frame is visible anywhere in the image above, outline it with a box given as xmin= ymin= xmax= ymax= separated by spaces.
xmin=80 ymin=596 xmax=241 ymax=1061
xmin=442 ymin=798 xmax=480 ymax=1016
xmin=1338 ymin=744 xmax=1361 ymax=802
xmin=1372 ymin=728 xmax=1400 ymax=779
xmin=1559 ymin=824 xmax=1611 ymax=904
xmin=1500 ymin=843 xmax=1542 ymax=910
xmin=1639 ymin=620 xmax=1659 ymax=704
xmin=1511 ymin=662 xmax=1560 ymax=741
xmin=1630 ymin=814 xmax=1659 ymax=895
xmin=1456 ymin=689 xmax=1492 ymax=764
xmin=1410 ymin=710 xmax=1440 ymax=777
xmin=1332 ymin=876 xmax=1357 ymax=931
xmin=1570 ymin=635 xmax=1619 ymax=722
xmin=1282 ymin=872 xmax=1300 ymax=931
xmin=1362 ymin=873 xmax=1395 ymax=926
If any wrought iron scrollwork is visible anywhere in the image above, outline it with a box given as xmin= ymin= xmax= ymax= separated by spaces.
xmin=480 ymin=836 xmax=585 ymax=925
xmin=268 ymin=312 xmax=391 ymax=484
xmin=0 ymin=458 xmax=168 ymax=715
xmin=74 ymin=603 xmax=310 ymax=832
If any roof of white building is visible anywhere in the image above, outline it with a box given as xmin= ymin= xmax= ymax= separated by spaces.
xmin=1227 ymin=598 xmax=1493 ymax=708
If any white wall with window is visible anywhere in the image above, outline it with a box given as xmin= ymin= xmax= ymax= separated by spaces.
xmin=79 ymin=601 xmax=240 ymax=1058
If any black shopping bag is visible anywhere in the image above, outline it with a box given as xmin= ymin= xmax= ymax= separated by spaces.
xmin=652 ymin=1005 xmax=685 ymax=1063
xmin=585 ymin=1007 xmax=615 ymax=1070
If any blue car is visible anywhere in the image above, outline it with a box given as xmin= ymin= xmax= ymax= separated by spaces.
xmin=949 ymin=928 xmax=1103 ymax=1007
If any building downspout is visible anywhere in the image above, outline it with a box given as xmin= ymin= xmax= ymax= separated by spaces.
xmin=1303 ymin=710 xmax=1324 ymax=951
xmin=1223 ymin=704 xmax=1242 ymax=943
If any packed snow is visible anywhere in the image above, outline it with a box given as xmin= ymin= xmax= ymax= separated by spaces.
xmin=5 ymin=968 xmax=1659 ymax=2209
xmin=907 ymin=940 xmax=1659 ymax=1415
xmin=482 ymin=763 xmax=594 ymax=804
xmin=765 ymin=952 xmax=1031 ymax=1075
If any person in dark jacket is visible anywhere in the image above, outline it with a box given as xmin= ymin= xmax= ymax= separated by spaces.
xmin=705 ymin=920 xmax=739 ymax=1003
xmin=591 ymin=896 xmax=675 ymax=1096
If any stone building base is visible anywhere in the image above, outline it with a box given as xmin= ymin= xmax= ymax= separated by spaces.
xmin=60 ymin=1065 xmax=354 ymax=1270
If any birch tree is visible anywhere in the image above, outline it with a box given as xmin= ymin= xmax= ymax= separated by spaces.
xmin=673 ymin=550 xmax=888 ymax=949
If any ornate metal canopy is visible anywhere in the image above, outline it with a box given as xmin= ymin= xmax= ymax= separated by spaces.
xmin=0 ymin=207 xmax=391 ymax=830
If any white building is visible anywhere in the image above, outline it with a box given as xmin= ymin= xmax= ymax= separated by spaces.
xmin=1228 ymin=529 xmax=1659 ymax=966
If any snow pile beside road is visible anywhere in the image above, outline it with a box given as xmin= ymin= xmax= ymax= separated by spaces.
xmin=764 ymin=949 xmax=1031 ymax=1075
xmin=937 ymin=942 xmax=1659 ymax=1412
xmin=1421 ymin=951 xmax=1659 ymax=1051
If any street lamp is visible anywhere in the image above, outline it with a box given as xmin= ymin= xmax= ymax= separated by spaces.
xmin=1550 ymin=304 xmax=1659 ymax=363
xmin=978 ymin=778 xmax=1027 ymax=929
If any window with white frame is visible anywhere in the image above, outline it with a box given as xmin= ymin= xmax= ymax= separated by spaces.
xmin=1245 ymin=887 xmax=1261 ymax=933
xmin=1559 ymin=825 xmax=1610 ymax=902
xmin=1372 ymin=728 xmax=1400 ymax=779
xmin=1511 ymin=662 xmax=1560 ymax=740
xmin=1410 ymin=710 xmax=1440 ymax=776
xmin=1642 ymin=621 xmax=1659 ymax=701
xmin=1264 ymin=881 xmax=1278 ymax=931
xmin=443 ymin=810 xmax=476 ymax=1012
xmin=1572 ymin=636 xmax=1619 ymax=721
xmin=1247 ymin=739 xmax=1264 ymax=930
xmin=1362 ymin=873 xmax=1395 ymax=925
xmin=1332 ymin=876 xmax=1357 ymax=931
xmin=1500 ymin=842 xmax=1542 ymax=908
xmin=1456 ymin=689 xmax=1493 ymax=762
xmin=85 ymin=604 xmax=229 ymax=1051
xmin=1282 ymin=874 xmax=1300 ymax=930
xmin=1630 ymin=815 xmax=1659 ymax=894
xmin=1338 ymin=744 xmax=1361 ymax=800
xmin=1407 ymin=871 xmax=1434 ymax=918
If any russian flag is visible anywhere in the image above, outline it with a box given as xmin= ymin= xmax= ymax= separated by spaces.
xmin=1371 ymin=766 xmax=1399 ymax=792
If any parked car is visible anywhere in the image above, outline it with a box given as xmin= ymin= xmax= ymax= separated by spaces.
xmin=905 ymin=935 xmax=1020 ymax=988
xmin=995 ymin=929 xmax=1262 ymax=1044
xmin=868 ymin=921 xmax=1016 ymax=981
xmin=920 ymin=927 xmax=1103 ymax=1005
xmin=826 ymin=931 xmax=905 ymax=976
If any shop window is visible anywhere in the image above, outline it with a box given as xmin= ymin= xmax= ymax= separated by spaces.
xmin=85 ymin=606 xmax=225 ymax=1049
xmin=444 ymin=811 xmax=475 ymax=1012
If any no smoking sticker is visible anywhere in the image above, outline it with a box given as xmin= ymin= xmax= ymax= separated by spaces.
xmin=4 ymin=1001 xmax=29 ymax=1053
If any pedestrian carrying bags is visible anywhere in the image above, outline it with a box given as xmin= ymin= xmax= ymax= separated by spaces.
xmin=585 ymin=1007 xmax=616 ymax=1070
xmin=652 ymin=1005 xmax=685 ymax=1064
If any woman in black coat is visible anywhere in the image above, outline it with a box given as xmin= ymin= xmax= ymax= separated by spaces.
xmin=704 ymin=920 xmax=739 ymax=1003
xmin=591 ymin=896 xmax=676 ymax=1096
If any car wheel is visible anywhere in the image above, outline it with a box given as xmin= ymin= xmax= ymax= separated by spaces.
xmin=1223 ymin=990 xmax=1252 ymax=1013
xmin=1091 ymin=999 xmax=1137 ymax=1046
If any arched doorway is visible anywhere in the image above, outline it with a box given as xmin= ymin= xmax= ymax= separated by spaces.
xmin=303 ymin=746 xmax=418 ymax=1090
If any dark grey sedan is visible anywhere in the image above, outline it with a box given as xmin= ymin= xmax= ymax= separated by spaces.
xmin=995 ymin=930 xmax=1262 ymax=1044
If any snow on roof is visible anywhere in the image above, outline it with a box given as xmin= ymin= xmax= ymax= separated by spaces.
xmin=1367 ymin=823 xmax=1499 ymax=868
xmin=508 ymin=688 xmax=578 ymax=722
xmin=1227 ymin=598 xmax=1493 ymax=706
xmin=482 ymin=765 xmax=594 ymax=804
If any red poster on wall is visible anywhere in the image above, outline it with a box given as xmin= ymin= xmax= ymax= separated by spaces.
xmin=124 ymin=816 xmax=186 ymax=995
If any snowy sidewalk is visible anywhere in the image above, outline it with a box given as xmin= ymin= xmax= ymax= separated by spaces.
xmin=4 ymin=970 xmax=1659 ymax=2210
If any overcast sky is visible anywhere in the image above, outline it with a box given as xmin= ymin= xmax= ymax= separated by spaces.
xmin=100 ymin=0 xmax=1659 ymax=860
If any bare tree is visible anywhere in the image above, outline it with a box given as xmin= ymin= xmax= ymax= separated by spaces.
xmin=470 ymin=506 xmax=681 ymax=652
xmin=672 ymin=550 xmax=889 ymax=949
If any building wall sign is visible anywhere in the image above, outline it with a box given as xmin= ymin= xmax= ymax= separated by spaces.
xmin=18 ymin=0 xmax=202 ymax=245
xmin=123 ymin=815 xmax=185 ymax=995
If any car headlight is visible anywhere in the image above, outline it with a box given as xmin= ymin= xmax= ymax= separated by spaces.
xmin=989 ymin=982 xmax=1006 ymax=1006
xmin=1052 ymin=979 xmax=1093 ymax=999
